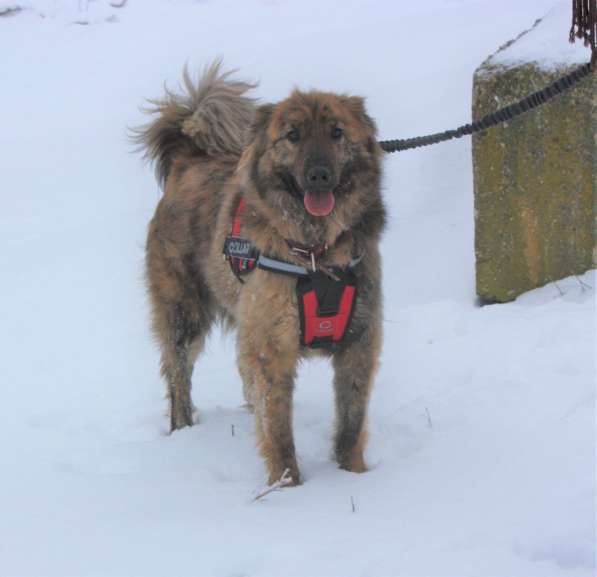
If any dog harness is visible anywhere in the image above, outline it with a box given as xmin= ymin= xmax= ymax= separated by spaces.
xmin=223 ymin=196 xmax=359 ymax=348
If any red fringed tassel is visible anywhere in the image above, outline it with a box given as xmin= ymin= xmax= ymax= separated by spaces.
xmin=570 ymin=0 xmax=597 ymax=65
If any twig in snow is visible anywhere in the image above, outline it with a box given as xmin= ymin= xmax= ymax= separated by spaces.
xmin=350 ymin=495 xmax=356 ymax=513
xmin=253 ymin=468 xmax=293 ymax=501
xmin=110 ymin=0 xmax=128 ymax=7
xmin=554 ymin=281 xmax=566 ymax=297
xmin=425 ymin=406 xmax=433 ymax=429
xmin=231 ymin=424 xmax=235 ymax=437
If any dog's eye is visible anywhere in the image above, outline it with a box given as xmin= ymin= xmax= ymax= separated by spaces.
xmin=287 ymin=128 xmax=300 ymax=143
xmin=331 ymin=126 xmax=343 ymax=139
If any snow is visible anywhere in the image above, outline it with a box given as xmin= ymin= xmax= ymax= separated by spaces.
xmin=489 ymin=2 xmax=591 ymax=69
xmin=0 ymin=1 xmax=595 ymax=576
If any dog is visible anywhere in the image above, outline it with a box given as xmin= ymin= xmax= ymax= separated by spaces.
xmin=135 ymin=62 xmax=386 ymax=485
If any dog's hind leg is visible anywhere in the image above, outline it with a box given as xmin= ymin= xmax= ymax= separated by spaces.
xmin=160 ymin=332 xmax=205 ymax=431
xmin=152 ymin=297 xmax=211 ymax=432
xmin=146 ymin=218 xmax=214 ymax=432
xmin=161 ymin=347 xmax=194 ymax=430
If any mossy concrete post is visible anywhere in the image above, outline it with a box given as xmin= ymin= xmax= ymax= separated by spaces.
xmin=472 ymin=49 xmax=596 ymax=303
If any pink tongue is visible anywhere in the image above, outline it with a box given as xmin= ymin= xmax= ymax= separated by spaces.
xmin=304 ymin=191 xmax=335 ymax=217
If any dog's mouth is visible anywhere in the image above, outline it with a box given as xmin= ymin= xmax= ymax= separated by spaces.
xmin=277 ymin=171 xmax=335 ymax=217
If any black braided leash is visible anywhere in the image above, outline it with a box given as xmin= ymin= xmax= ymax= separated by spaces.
xmin=378 ymin=61 xmax=593 ymax=154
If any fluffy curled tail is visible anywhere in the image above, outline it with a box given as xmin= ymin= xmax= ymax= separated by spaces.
xmin=132 ymin=60 xmax=257 ymax=186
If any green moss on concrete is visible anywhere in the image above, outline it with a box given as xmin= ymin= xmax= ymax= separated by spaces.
xmin=473 ymin=63 xmax=596 ymax=303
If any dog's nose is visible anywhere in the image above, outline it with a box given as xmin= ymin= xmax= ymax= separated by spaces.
xmin=306 ymin=166 xmax=332 ymax=189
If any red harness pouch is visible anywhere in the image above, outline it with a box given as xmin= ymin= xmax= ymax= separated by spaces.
xmin=296 ymin=269 xmax=357 ymax=348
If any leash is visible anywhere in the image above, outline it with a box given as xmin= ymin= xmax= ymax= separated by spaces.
xmin=378 ymin=61 xmax=592 ymax=154
xmin=379 ymin=0 xmax=596 ymax=154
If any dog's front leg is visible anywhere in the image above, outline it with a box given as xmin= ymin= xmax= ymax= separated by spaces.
xmin=238 ymin=287 xmax=301 ymax=486
xmin=246 ymin=347 xmax=300 ymax=485
xmin=332 ymin=325 xmax=381 ymax=473
xmin=255 ymin=361 xmax=299 ymax=486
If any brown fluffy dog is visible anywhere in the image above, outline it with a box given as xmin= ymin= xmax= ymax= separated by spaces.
xmin=135 ymin=62 xmax=385 ymax=485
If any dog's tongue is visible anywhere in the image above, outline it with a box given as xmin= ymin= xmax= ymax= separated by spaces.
xmin=304 ymin=191 xmax=335 ymax=217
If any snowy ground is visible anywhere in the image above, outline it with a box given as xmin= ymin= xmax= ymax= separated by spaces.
xmin=0 ymin=1 xmax=595 ymax=576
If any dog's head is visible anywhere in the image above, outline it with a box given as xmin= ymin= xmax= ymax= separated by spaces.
xmin=240 ymin=90 xmax=384 ymax=242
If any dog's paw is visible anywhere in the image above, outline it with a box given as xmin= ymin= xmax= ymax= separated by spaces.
xmin=338 ymin=452 xmax=367 ymax=474
xmin=169 ymin=408 xmax=196 ymax=432
xmin=167 ymin=400 xmax=199 ymax=432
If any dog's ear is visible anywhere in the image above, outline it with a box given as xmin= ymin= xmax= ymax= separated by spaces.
xmin=237 ymin=104 xmax=273 ymax=188
xmin=236 ymin=104 xmax=270 ymax=184
xmin=248 ymin=104 xmax=274 ymax=141
xmin=340 ymin=96 xmax=377 ymax=136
